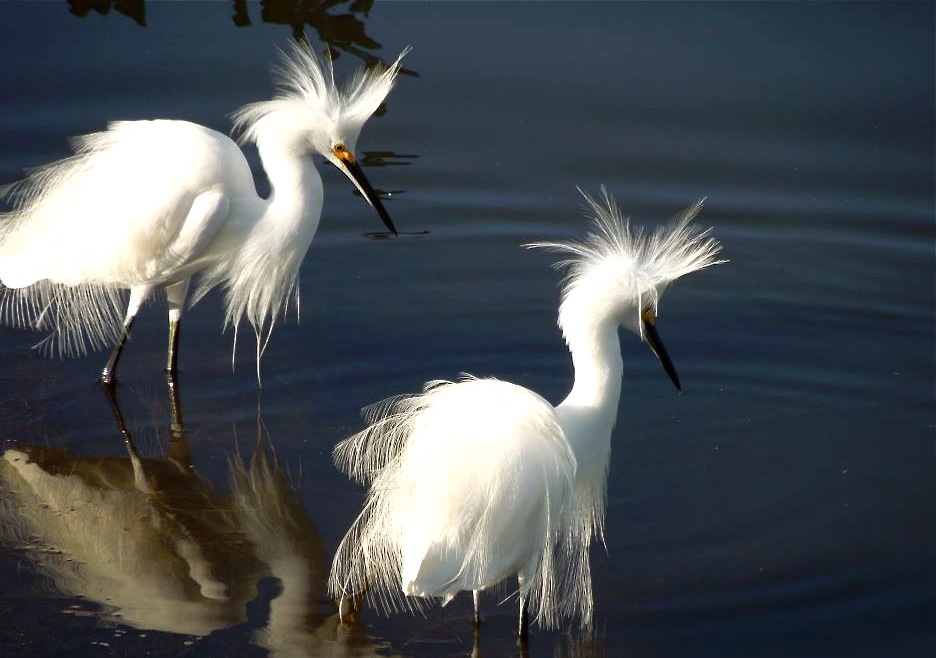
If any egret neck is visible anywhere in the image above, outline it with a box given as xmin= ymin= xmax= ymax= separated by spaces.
xmin=257 ymin=135 xmax=325 ymax=243
xmin=555 ymin=311 xmax=624 ymax=540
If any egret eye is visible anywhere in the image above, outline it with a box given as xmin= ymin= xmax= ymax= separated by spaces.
xmin=333 ymin=143 xmax=355 ymax=163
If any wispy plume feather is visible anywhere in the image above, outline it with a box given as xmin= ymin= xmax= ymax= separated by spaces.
xmin=232 ymin=42 xmax=409 ymax=146
xmin=329 ymin=376 xmax=595 ymax=630
xmin=527 ymin=186 xmax=725 ymax=343
xmin=528 ymin=186 xmax=724 ymax=300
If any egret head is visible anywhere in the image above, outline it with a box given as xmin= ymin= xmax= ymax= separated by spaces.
xmin=233 ymin=42 xmax=409 ymax=235
xmin=528 ymin=187 xmax=724 ymax=391
xmin=325 ymin=140 xmax=397 ymax=235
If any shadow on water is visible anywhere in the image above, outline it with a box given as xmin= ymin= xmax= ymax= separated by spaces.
xmin=68 ymin=0 xmax=146 ymax=27
xmin=66 ymin=0 xmax=419 ymax=74
xmin=4 ymin=1 xmax=420 ymax=231
xmin=0 ymin=377 xmax=387 ymax=657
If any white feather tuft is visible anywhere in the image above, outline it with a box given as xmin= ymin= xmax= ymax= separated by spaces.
xmin=527 ymin=186 xmax=725 ymax=340
xmin=329 ymin=376 xmax=595 ymax=630
xmin=0 ymin=125 xmax=165 ymax=357
xmin=232 ymin=43 xmax=408 ymax=148
xmin=0 ymin=281 xmax=126 ymax=358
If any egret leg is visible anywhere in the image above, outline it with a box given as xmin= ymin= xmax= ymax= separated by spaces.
xmin=338 ymin=593 xmax=362 ymax=624
xmin=165 ymin=372 xmax=194 ymax=475
xmin=516 ymin=572 xmax=529 ymax=647
xmin=166 ymin=318 xmax=180 ymax=375
xmin=471 ymin=621 xmax=481 ymax=658
xmin=165 ymin=280 xmax=190 ymax=376
xmin=100 ymin=318 xmax=134 ymax=386
xmin=101 ymin=286 xmax=151 ymax=385
xmin=517 ymin=594 xmax=529 ymax=645
xmin=473 ymin=589 xmax=482 ymax=626
xmin=167 ymin=372 xmax=184 ymax=429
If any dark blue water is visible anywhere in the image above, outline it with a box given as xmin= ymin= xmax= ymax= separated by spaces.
xmin=0 ymin=2 xmax=932 ymax=657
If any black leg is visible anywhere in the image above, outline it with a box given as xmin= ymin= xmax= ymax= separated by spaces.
xmin=471 ymin=621 xmax=481 ymax=658
xmin=165 ymin=371 xmax=194 ymax=474
xmin=100 ymin=317 xmax=135 ymax=385
xmin=473 ymin=590 xmax=482 ymax=626
xmin=165 ymin=318 xmax=180 ymax=376
xmin=338 ymin=593 xmax=362 ymax=624
xmin=166 ymin=371 xmax=183 ymax=429
xmin=516 ymin=593 xmax=529 ymax=647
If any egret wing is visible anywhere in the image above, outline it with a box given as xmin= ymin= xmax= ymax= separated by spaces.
xmin=329 ymin=377 xmax=592 ymax=629
xmin=149 ymin=190 xmax=231 ymax=282
xmin=0 ymin=120 xmax=249 ymax=288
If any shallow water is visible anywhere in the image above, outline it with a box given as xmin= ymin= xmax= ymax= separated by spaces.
xmin=0 ymin=2 xmax=933 ymax=657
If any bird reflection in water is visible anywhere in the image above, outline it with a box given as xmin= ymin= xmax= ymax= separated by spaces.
xmin=0 ymin=378 xmax=380 ymax=657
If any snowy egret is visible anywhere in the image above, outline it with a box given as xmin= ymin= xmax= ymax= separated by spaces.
xmin=0 ymin=42 xmax=407 ymax=384
xmin=327 ymin=188 xmax=724 ymax=639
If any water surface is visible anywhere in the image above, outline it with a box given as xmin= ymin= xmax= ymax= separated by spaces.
xmin=0 ymin=2 xmax=932 ymax=657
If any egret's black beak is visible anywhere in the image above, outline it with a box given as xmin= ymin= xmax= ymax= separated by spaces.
xmin=641 ymin=308 xmax=681 ymax=392
xmin=336 ymin=148 xmax=398 ymax=235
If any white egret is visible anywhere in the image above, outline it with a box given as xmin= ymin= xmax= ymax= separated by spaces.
xmin=0 ymin=42 xmax=407 ymax=384
xmin=328 ymin=188 xmax=724 ymax=640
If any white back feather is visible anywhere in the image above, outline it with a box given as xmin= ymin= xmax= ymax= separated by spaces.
xmin=0 ymin=127 xmax=158 ymax=357
xmin=329 ymin=376 xmax=595 ymax=630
